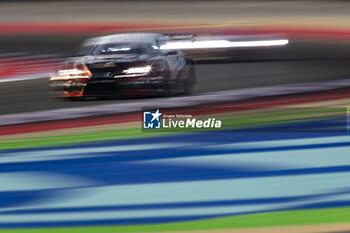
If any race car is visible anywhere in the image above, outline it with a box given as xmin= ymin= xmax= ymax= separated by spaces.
xmin=50 ymin=33 xmax=196 ymax=99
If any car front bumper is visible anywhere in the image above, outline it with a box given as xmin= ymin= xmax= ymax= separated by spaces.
xmin=49 ymin=75 xmax=168 ymax=98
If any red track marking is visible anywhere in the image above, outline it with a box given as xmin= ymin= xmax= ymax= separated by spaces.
xmin=0 ymin=57 xmax=60 ymax=79
xmin=0 ymin=113 xmax=141 ymax=136
xmin=0 ymin=23 xmax=161 ymax=34
xmin=0 ymin=23 xmax=350 ymax=41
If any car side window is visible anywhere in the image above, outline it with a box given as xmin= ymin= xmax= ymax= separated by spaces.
xmin=146 ymin=44 xmax=160 ymax=54
xmin=166 ymin=50 xmax=178 ymax=56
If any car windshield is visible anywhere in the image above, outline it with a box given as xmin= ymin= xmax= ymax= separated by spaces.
xmin=89 ymin=43 xmax=158 ymax=55
xmin=74 ymin=44 xmax=95 ymax=56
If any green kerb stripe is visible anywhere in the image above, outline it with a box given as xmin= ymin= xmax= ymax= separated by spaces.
xmin=2 ymin=207 xmax=350 ymax=232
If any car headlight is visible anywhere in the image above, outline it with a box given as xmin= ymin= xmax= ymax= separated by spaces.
xmin=51 ymin=62 xmax=92 ymax=81
xmin=124 ymin=65 xmax=152 ymax=74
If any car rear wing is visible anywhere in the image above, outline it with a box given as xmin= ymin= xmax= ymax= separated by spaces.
xmin=166 ymin=34 xmax=197 ymax=42
xmin=156 ymin=34 xmax=197 ymax=47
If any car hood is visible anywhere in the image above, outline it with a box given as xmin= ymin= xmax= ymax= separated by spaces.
xmin=68 ymin=54 xmax=158 ymax=64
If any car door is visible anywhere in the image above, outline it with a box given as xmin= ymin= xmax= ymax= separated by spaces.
xmin=165 ymin=50 xmax=184 ymax=82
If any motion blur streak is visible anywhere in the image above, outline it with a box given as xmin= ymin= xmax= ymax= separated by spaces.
xmin=160 ymin=39 xmax=289 ymax=50
xmin=0 ymin=87 xmax=349 ymax=229
xmin=0 ymin=53 xmax=62 ymax=83
xmin=1 ymin=0 xmax=350 ymax=232
xmin=1 ymin=127 xmax=350 ymax=228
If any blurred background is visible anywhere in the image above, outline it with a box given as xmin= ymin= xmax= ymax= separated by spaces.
xmin=1 ymin=1 xmax=350 ymax=233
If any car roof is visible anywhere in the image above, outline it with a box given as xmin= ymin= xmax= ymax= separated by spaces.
xmin=83 ymin=33 xmax=166 ymax=46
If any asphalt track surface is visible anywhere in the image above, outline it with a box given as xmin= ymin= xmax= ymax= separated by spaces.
xmin=1 ymin=36 xmax=350 ymax=115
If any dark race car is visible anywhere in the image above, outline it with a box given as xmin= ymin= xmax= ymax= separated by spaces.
xmin=50 ymin=33 xmax=196 ymax=99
